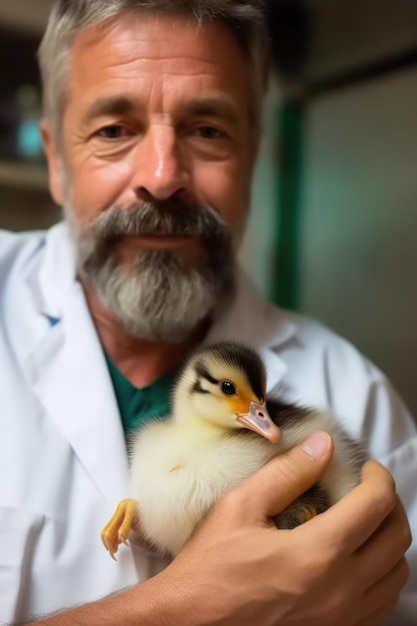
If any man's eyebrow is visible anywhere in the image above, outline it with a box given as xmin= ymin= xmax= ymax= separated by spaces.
xmin=81 ymin=96 xmax=240 ymax=126
xmin=82 ymin=96 xmax=138 ymax=125
xmin=185 ymin=98 xmax=239 ymax=126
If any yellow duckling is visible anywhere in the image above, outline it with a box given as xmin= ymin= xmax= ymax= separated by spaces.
xmin=101 ymin=342 xmax=365 ymax=559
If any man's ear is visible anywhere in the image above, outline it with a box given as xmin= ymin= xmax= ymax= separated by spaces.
xmin=40 ymin=119 xmax=65 ymax=206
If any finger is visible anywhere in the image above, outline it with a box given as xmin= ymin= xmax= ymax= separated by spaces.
xmin=307 ymin=460 xmax=397 ymax=553
xmin=355 ymin=600 xmax=399 ymax=626
xmin=231 ymin=431 xmax=334 ymax=521
xmin=360 ymin=557 xmax=409 ymax=614
xmin=354 ymin=498 xmax=411 ymax=588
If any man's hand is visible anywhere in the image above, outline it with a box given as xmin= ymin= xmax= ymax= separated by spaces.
xmin=159 ymin=432 xmax=411 ymax=626
xmin=29 ymin=432 xmax=411 ymax=626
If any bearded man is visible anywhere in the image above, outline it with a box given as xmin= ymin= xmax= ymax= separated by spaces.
xmin=0 ymin=1 xmax=415 ymax=625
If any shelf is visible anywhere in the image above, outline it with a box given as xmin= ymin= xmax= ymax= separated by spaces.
xmin=0 ymin=2 xmax=52 ymax=36
xmin=0 ymin=160 xmax=49 ymax=192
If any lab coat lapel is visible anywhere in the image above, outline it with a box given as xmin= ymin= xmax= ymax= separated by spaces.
xmin=24 ymin=225 xmax=130 ymax=504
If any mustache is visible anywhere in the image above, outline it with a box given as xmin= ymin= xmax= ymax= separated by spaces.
xmin=83 ymin=199 xmax=229 ymax=243
xmin=76 ymin=198 xmax=234 ymax=278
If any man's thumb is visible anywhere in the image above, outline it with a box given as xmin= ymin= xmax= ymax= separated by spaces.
xmin=240 ymin=431 xmax=334 ymax=520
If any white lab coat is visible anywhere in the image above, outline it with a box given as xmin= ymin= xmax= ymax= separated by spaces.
xmin=0 ymin=222 xmax=416 ymax=625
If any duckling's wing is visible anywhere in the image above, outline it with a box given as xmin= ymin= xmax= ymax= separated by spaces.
xmin=264 ymin=398 xmax=333 ymax=526
xmin=267 ymin=397 xmax=367 ymax=507
xmin=266 ymin=397 xmax=367 ymax=466
xmin=266 ymin=398 xmax=313 ymax=429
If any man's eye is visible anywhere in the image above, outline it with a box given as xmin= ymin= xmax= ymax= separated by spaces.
xmin=96 ymin=125 xmax=125 ymax=139
xmin=197 ymin=126 xmax=224 ymax=140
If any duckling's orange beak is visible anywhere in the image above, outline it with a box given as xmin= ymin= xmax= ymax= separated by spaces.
xmin=236 ymin=402 xmax=281 ymax=443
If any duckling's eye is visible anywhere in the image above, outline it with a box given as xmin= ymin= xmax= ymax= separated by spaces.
xmin=220 ymin=381 xmax=237 ymax=396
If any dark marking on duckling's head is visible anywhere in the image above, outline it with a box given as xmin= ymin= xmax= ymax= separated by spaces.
xmin=189 ymin=342 xmax=267 ymax=403
xmin=195 ymin=363 xmax=219 ymax=386
xmin=206 ymin=342 xmax=266 ymax=402
xmin=188 ymin=364 xmax=219 ymax=396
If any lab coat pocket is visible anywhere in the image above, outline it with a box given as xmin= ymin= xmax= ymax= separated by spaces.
xmin=0 ymin=506 xmax=44 ymax=625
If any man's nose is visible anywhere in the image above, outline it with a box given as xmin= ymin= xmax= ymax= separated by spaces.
xmin=131 ymin=125 xmax=189 ymax=201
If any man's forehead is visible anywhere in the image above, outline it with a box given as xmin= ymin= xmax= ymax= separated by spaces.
xmin=66 ymin=12 xmax=250 ymax=116
xmin=70 ymin=12 xmax=244 ymax=60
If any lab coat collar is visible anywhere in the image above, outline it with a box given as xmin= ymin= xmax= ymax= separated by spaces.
xmin=19 ymin=223 xmax=130 ymax=504
xmin=35 ymin=224 xmax=297 ymax=394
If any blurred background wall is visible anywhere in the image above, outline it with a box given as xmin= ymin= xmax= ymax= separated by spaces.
xmin=263 ymin=0 xmax=417 ymax=420
xmin=1 ymin=0 xmax=417 ymax=419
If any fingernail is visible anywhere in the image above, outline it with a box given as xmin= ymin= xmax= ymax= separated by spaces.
xmin=301 ymin=432 xmax=332 ymax=459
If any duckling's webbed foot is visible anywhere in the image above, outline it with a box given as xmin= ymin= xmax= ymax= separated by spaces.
xmin=273 ymin=484 xmax=330 ymax=530
xmin=101 ymin=498 xmax=139 ymax=560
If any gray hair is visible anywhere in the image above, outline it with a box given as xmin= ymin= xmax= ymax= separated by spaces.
xmin=38 ymin=0 xmax=270 ymax=150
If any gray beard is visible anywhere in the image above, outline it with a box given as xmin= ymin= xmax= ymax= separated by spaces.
xmin=68 ymin=202 xmax=237 ymax=342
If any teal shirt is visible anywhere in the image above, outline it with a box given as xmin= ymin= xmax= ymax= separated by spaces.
xmin=104 ymin=353 xmax=178 ymax=435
